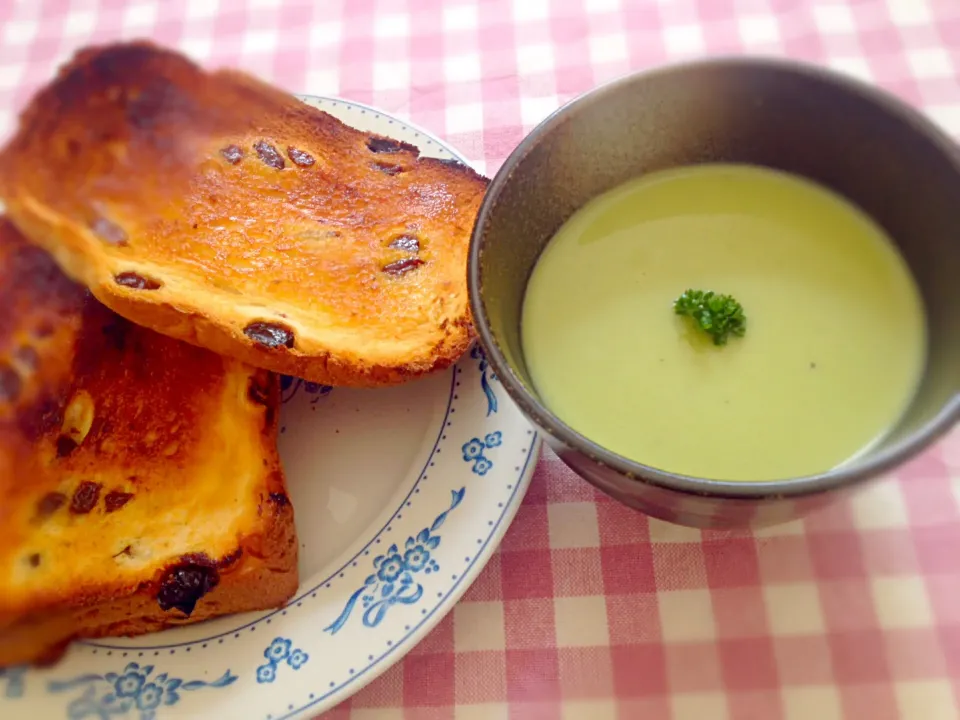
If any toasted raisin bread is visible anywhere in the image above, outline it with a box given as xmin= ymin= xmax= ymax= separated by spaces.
xmin=0 ymin=219 xmax=298 ymax=667
xmin=0 ymin=41 xmax=488 ymax=387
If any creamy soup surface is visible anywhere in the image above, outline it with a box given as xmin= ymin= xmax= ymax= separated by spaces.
xmin=521 ymin=163 xmax=926 ymax=481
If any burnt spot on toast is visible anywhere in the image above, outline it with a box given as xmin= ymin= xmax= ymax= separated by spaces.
xmin=434 ymin=156 xmax=468 ymax=170
xmin=383 ymin=258 xmax=425 ymax=276
xmin=36 ymin=492 xmax=67 ymax=518
xmin=268 ymin=491 xmax=290 ymax=508
xmin=156 ymin=553 xmax=220 ymax=616
xmin=217 ymin=547 xmax=244 ymax=569
xmin=372 ymin=161 xmax=403 ymax=176
xmin=366 ymin=136 xmax=418 ymax=155
xmin=100 ymin=316 xmax=130 ymax=352
xmin=48 ymin=43 xmax=175 ymax=111
xmin=244 ymin=321 xmax=295 ymax=350
xmin=254 ymin=140 xmax=285 ymax=170
xmin=220 ymin=144 xmax=244 ymax=164
xmin=69 ymin=481 xmax=101 ymax=514
xmin=387 ymin=234 xmax=420 ymax=253
xmin=114 ymin=271 xmax=162 ymax=290
xmin=287 ymin=147 xmax=315 ymax=167
xmin=89 ymin=216 xmax=128 ymax=246
xmin=55 ymin=435 xmax=79 ymax=458
xmin=104 ymin=490 xmax=134 ymax=512
xmin=125 ymin=76 xmax=198 ymax=131
xmin=0 ymin=362 xmax=22 ymax=403
xmin=19 ymin=397 xmax=64 ymax=444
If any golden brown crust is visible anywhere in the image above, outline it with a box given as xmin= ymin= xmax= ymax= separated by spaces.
xmin=0 ymin=41 xmax=487 ymax=387
xmin=0 ymin=219 xmax=297 ymax=667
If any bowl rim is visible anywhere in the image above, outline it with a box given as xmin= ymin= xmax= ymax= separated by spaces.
xmin=467 ymin=54 xmax=960 ymax=500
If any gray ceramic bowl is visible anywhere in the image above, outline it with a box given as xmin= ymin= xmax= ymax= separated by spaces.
xmin=468 ymin=57 xmax=960 ymax=529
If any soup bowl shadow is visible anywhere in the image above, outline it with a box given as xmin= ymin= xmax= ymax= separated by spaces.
xmin=468 ymin=57 xmax=960 ymax=529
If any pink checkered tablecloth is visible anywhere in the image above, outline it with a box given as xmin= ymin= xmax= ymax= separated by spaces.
xmin=2 ymin=1 xmax=959 ymax=718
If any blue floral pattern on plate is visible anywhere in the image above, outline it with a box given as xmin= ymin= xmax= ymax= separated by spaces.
xmin=462 ymin=432 xmax=502 ymax=475
xmin=324 ymin=487 xmax=466 ymax=634
xmin=280 ymin=376 xmax=333 ymax=405
xmin=470 ymin=344 xmax=498 ymax=416
xmin=0 ymin=666 xmax=25 ymax=699
xmin=47 ymin=662 xmax=236 ymax=720
xmin=255 ymin=638 xmax=310 ymax=684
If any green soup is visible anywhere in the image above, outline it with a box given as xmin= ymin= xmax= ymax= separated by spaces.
xmin=521 ymin=163 xmax=926 ymax=482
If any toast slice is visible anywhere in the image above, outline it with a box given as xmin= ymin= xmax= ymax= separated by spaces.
xmin=0 ymin=41 xmax=488 ymax=387
xmin=0 ymin=218 xmax=298 ymax=667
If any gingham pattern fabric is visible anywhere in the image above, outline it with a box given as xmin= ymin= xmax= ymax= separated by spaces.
xmin=1 ymin=1 xmax=959 ymax=718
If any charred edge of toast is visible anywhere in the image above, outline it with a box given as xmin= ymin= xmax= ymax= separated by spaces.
xmin=19 ymin=41 xmax=200 ymax=136
xmin=7 ymin=40 xmax=491 ymax=189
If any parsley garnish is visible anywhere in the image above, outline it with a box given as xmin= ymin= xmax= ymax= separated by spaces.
xmin=674 ymin=289 xmax=746 ymax=346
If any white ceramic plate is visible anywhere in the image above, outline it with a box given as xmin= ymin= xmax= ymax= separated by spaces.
xmin=0 ymin=97 xmax=541 ymax=720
